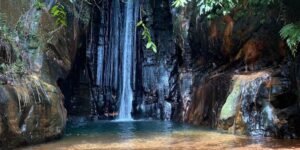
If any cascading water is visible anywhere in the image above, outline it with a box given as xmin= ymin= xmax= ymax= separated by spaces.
xmin=45 ymin=0 xmax=55 ymax=10
xmin=92 ymin=0 xmax=138 ymax=119
xmin=220 ymin=71 xmax=278 ymax=136
xmin=239 ymin=72 xmax=277 ymax=136
xmin=118 ymin=0 xmax=139 ymax=121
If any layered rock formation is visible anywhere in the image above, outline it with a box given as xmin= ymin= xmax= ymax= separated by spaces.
xmin=1 ymin=0 xmax=299 ymax=148
xmin=61 ymin=0 xmax=300 ymax=138
xmin=0 ymin=0 xmax=89 ymax=148
xmin=63 ymin=0 xmax=176 ymax=120
xmin=173 ymin=0 xmax=300 ymax=138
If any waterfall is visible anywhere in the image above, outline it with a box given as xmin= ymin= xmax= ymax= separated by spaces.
xmin=220 ymin=71 xmax=278 ymax=136
xmin=239 ymin=72 xmax=277 ymax=136
xmin=45 ymin=0 xmax=55 ymax=10
xmin=118 ymin=0 xmax=138 ymax=121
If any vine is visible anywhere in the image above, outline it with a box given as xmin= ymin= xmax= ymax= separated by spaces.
xmin=137 ymin=21 xmax=157 ymax=53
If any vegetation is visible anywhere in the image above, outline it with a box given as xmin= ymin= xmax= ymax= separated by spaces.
xmin=172 ymin=0 xmax=189 ymax=7
xmin=172 ymin=0 xmax=275 ymax=16
xmin=50 ymin=3 xmax=67 ymax=27
xmin=172 ymin=0 xmax=299 ymax=57
xmin=34 ymin=0 xmax=46 ymax=10
xmin=137 ymin=21 xmax=157 ymax=53
xmin=0 ymin=14 xmax=26 ymax=77
xmin=34 ymin=0 xmax=67 ymax=27
xmin=280 ymin=22 xmax=300 ymax=57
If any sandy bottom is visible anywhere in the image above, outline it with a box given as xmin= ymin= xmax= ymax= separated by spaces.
xmin=20 ymin=121 xmax=300 ymax=150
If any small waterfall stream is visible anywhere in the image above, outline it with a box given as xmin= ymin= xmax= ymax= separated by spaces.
xmin=45 ymin=0 xmax=55 ymax=10
xmin=239 ymin=72 xmax=277 ymax=136
xmin=220 ymin=71 xmax=278 ymax=136
xmin=118 ymin=0 xmax=139 ymax=120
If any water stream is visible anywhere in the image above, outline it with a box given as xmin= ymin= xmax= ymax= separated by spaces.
xmin=117 ymin=0 xmax=138 ymax=121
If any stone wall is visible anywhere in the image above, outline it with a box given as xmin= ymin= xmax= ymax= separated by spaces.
xmin=0 ymin=0 xmax=90 ymax=148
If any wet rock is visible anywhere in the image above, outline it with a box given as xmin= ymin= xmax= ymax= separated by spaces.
xmin=0 ymin=0 xmax=90 ymax=148
xmin=0 ymin=116 xmax=3 ymax=136
xmin=169 ymin=0 xmax=300 ymax=138
xmin=0 ymin=76 xmax=67 ymax=147
xmin=220 ymin=80 xmax=242 ymax=121
xmin=186 ymin=74 xmax=231 ymax=127
xmin=216 ymin=70 xmax=300 ymax=137
xmin=135 ymin=0 xmax=176 ymax=120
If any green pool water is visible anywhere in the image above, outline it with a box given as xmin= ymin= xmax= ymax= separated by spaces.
xmin=21 ymin=120 xmax=300 ymax=150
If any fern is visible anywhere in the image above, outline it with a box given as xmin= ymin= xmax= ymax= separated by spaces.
xmin=280 ymin=23 xmax=300 ymax=57
xmin=50 ymin=4 xmax=67 ymax=27
xmin=137 ymin=21 xmax=157 ymax=53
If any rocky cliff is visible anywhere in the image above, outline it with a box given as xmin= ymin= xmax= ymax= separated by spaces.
xmin=1 ymin=0 xmax=299 ymax=148
xmin=0 ymin=0 xmax=90 ymax=148
xmin=172 ymin=0 xmax=300 ymax=138
xmin=62 ymin=0 xmax=177 ymax=121
xmin=61 ymin=0 xmax=300 ymax=138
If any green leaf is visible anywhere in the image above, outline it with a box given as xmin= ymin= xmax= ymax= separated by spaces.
xmin=152 ymin=44 xmax=157 ymax=53
xmin=137 ymin=21 xmax=143 ymax=27
xmin=137 ymin=19 xmax=157 ymax=54
xmin=50 ymin=3 xmax=67 ymax=27
xmin=172 ymin=0 xmax=188 ymax=8
xmin=280 ymin=22 xmax=300 ymax=57
xmin=146 ymin=42 xmax=152 ymax=49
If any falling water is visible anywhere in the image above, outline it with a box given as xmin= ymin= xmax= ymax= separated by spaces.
xmin=118 ymin=0 xmax=138 ymax=121
xmin=239 ymin=72 xmax=277 ymax=136
xmin=45 ymin=0 xmax=55 ymax=10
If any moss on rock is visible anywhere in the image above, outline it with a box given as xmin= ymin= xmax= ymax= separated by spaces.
xmin=220 ymin=80 xmax=241 ymax=120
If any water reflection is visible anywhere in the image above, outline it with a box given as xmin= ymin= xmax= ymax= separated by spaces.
xmin=21 ymin=121 xmax=300 ymax=150
xmin=116 ymin=121 xmax=135 ymax=139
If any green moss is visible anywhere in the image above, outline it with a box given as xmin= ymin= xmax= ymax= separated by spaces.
xmin=220 ymin=80 xmax=241 ymax=120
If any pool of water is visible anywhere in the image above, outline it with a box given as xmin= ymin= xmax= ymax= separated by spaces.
xmin=21 ymin=121 xmax=300 ymax=150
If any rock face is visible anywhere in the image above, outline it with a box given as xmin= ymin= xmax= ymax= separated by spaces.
xmin=135 ymin=0 xmax=176 ymax=120
xmin=0 ymin=0 xmax=89 ymax=148
xmin=61 ymin=0 xmax=300 ymax=138
xmin=1 ymin=0 xmax=299 ymax=148
xmin=172 ymin=0 xmax=300 ymax=138
xmin=63 ymin=0 xmax=176 ymax=120
xmin=218 ymin=71 xmax=291 ymax=136
xmin=185 ymin=67 xmax=299 ymax=138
